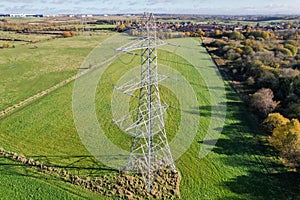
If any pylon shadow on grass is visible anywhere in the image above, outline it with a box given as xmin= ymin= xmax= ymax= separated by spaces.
xmin=0 ymin=154 xmax=120 ymax=178
xmin=29 ymin=154 xmax=122 ymax=171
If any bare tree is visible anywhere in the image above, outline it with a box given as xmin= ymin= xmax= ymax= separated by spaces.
xmin=249 ymin=88 xmax=279 ymax=117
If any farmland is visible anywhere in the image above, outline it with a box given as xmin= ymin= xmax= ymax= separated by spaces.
xmin=0 ymin=157 xmax=100 ymax=200
xmin=1 ymin=22 xmax=299 ymax=199
xmin=0 ymin=31 xmax=113 ymax=110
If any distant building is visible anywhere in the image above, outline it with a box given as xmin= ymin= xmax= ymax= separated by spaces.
xmin=1 ymin=14 xmax=44 ymax=18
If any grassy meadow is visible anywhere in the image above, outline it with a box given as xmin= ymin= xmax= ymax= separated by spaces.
xmin=0 ymin=158 xmax=101 ymax=200
xmin=0 ymin=34 xmax=299 ymax=199
xmin=0 ymin=31 xmax=113 ymax=110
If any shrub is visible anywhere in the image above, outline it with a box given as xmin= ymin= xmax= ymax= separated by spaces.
xmin=221 ymin=36 xmax=229 ymax=42
xmin=62 ymin=31 xmax=73 ymax=37
xmin=2 ymin=43 xmax=10 ymax=48
xmin=280 ymin=48 xmax=293 ymax=57
xmin=227 ymin=31 xmax=245 ymax=40
xmin=269 ymin=119 xmax=300 ymax=170
xmin=254 ymin=51 xmax=278 ymax=67
xmin=225 ymin=49 xmax=240 ymax=60
xmin=284 ymin=100 xmax=300 ymax=120
xmin=285 ymin=40 xmax=298 ymax=46
xmin=280 ymin=68 xmax=300 ymax=78
xmin=117 ymin=23 xmax=126 ymax=32
xmin=262 ymin=113 xmax=290 ymax=134
xmin=249 ymin=88 xmax=278 ymax=117
xmin=235 ymin=47 xmax=243 ymax=55
xmin=284 ymin=44 xmax=298 ymax=57
xmin=293 ymin=76 xmax=300 ymax=96
xmin=247 ymin=76 xmax=255 ymax=86
xmin=70 ymin=31 xmax=76 ymax=37
xmin=257 ymin=70 xmax=279 ymax=90
xmin=214 ymin=29 xmax=222 ymax=37
xmin=185 ymin=32 xmax=191 ymax=37
xmin=245 ymin=30 xmax=269 ymax=40
xmin=242 ymin=45 xmax=253 ymax=55
xmin=210 ymin=40 xmax=226 ymax=48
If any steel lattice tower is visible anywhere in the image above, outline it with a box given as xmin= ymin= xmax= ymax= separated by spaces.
xmin=114 ymin=13 xmax=176 ymax=192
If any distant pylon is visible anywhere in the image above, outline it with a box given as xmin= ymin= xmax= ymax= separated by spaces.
xmin=81 ymin=16 xmax=90 ymax=39
xmin=114 ymin=13 xmax=176 ymax=192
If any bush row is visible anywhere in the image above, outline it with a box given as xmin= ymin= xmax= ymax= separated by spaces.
xmin=0 ymin=147 xmax=181 ymax=199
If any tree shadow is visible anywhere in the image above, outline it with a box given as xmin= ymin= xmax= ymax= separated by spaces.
xmin=201 ymin=85 xmax=300 ymax=199
xmin=221 ymin=171 xmax=300 ymax=200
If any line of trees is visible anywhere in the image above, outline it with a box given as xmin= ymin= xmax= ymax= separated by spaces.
xmin=204 ymin=27 xmax=300 ymax=171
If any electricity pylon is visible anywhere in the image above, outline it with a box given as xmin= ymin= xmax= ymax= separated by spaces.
xmin=114 ymin=13 xmax=176 ymax=192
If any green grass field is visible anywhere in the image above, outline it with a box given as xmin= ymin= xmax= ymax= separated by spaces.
xmin=0 ymin=31 xmax=54 ymax=42
xmin=77 ymin=24 xmax=116 ymax=29
xmin=0 ymin=158 xmax=101 ymax=200
xmin=0 ymin=34 xmax=299 ymax=199
xmin=0 ymin=32 xmax=113 ymax=111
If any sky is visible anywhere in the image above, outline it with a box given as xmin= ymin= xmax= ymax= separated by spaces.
xmin=0 ymin=0 xmax=299 ymax=15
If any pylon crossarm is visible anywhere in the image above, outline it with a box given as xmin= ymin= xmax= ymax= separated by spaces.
xmin=116 ymin=37 xmax=167 ymax=53
xmin=114 ymin=74 xmax=168 ymax=95
xmin=114 ymin=104 xmax=167 ymax=135
xmin=116 ymin=38 xmax=147 ymax=52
